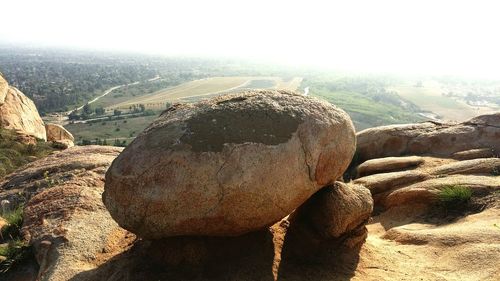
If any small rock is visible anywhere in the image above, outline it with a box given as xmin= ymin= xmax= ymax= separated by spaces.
xmin=45 ymin=123 xmax=74 ymax=148
xmin=289 ymin=182 xmax=373 ymax=240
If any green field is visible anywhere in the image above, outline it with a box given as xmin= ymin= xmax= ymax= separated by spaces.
xmin=312 ymin=89 xmax=423 ymax=130
xmin=66 ymin=115 xmax=158 ymax=146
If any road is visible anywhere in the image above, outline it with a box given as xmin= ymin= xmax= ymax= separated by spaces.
xmin=43 ymin=76 xmax=159 ymax=125
xmin=66 ymin=81 xmax=141 ymax=115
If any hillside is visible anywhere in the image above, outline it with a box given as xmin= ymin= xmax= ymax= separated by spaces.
xmin=0 ymin=89 xmax=498 ymax=280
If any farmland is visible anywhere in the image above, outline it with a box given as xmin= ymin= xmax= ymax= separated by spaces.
xmin=106 ymin=76 xmax=303 ymax=110
xmin=65 ymin=76 xmax=303 ymax=144
xmin=388 ymin=80 xmax=500 ymax=121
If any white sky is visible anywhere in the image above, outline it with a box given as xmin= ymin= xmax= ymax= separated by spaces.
xmin=1 ymin=0 xmax=500 ymax=78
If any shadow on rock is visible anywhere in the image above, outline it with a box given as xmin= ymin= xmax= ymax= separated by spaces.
xmin=69 ymin=229 xmax=277 ymax=281
xmin=69 ymin=220 xmax=366 ymax=281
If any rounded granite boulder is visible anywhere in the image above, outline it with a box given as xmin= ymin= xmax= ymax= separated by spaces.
xmin=103 ymin=90 xmax=356 ymax=238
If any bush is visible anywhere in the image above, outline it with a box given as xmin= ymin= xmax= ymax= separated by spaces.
xmin=0 ymin=204 xmax=30 ymax=273
xmin=0 ymin=239 xmax=31 ymax=273
xmin=438 ymin=185 xmax=472 ymax=208
xmin=1 ymin=205 xmax=24 ymax=239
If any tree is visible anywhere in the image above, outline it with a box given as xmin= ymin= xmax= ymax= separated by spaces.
xmin=95 ymin=107 xmax=105 ymax=116
xmin=83 ymin=103 xmax=92 ymax=115
xmin=113 ymin=109 xmax=122 ymax=116
xmin=68 ymin=110 xmax=80 ymax=120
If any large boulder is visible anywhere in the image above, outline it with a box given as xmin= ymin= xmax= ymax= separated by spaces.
xmin=46 ymin=123 xmax=75 ymax=148
xmin=0 ymin=75 xmax=46 ymax=140
xmin=104 ymin=90 xmax=356 ymax=238
xmin=356 ymin=113 xmax=500 ymax=162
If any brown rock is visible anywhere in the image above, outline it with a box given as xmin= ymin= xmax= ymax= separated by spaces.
xmin=278 ymin=182 xmax=372 ymax=262
xmin=45 ymin=123 xmax=74 ymax=148
xmin=430 ymin=158 xmax=500 ymax=176
xmin=356 ymin=156 xmax=425 ymax=177
xmin=0 ymin=146 xmax=126 ymax=281
xmin=356 ymin=113 xmax=500 ymax=162
xmin=452 ymin=148 xmax=496 ymax=160
xmin=0 ymin=77 xmax=46 ymax=140
xmin=382 ymin=175 xmax=500 ymax=209
xmin=382 ymin=208 xmax=500 ymax=247
xmin=289 ymin=182 xmax=373 ymax=240
xmin=104 ymin=90 xmax=356 ymax=238
xmin=354 ymin=170 xmax=430 ymax=194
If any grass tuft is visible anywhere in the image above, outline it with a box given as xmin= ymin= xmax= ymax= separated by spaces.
xmin=1 ymin=205 xmax=24 ymax=239
xmin=0 ymin=204 xmax=31 ymax=274
xmin=438 ymin=185 xmax=472 ymax=208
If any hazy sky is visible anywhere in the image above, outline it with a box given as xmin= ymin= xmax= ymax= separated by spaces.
xmin=1 ymin=0 xmax=500 ymax=78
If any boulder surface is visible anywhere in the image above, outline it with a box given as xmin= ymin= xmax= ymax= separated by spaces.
xmin=0 ymin=146 xmax=126 ymax=281
xmin=0 ymin=75 xmax=46 ymax=140
xmin=46 ymin=123 xmax=75 ymax=148
xmin=104 ymin=90 xmax=356 ymax=238
xmin=289 ymin=182 xmax=373 ymax=240
xmin=356 ymin=113 xmax=500 ymax=162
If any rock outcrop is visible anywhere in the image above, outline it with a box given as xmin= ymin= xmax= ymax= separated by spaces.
xmin=0 ymin=146 xmax=128 ymax=281
xmin=354 ymin=155 xmax=500 ymax=210
xmin=356 ymin=113 xmax=500 ymax=162
xmin=1 ymin=75 xmax=496 ymax=281
xmin=0 ymin=75 xmax=46 ymax=140
xmin=349 ymin=114 xmax=500 ymax=281
xmin=46 ymin=123 xmax=75 ymax=148
xmin=104 ymin=90 xmax=356 ymax=238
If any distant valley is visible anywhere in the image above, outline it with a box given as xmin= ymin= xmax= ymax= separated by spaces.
xmin=1 ymin=46 xmax=499 ymax=146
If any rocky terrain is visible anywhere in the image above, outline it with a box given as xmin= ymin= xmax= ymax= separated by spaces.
xmin=0 ymin=74 xmax=74 ymax=148
xmin=0 ymin=86 xmax=498 ymax=281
